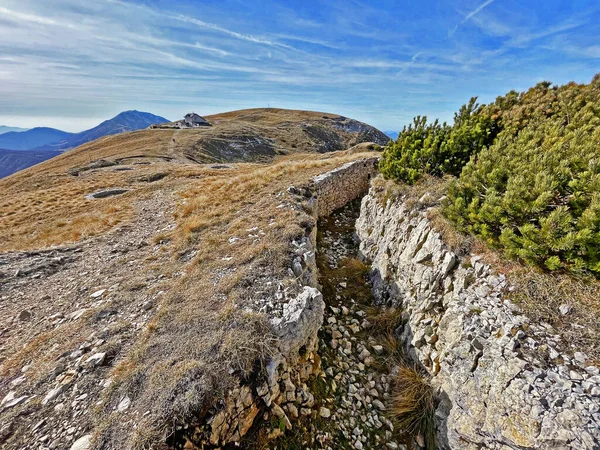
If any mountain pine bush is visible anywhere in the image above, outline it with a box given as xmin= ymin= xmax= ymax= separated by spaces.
xmin=444 ymin=75 xmax=600 ymax=274
xmin=380 ymin=98 xmax=497 ymax=184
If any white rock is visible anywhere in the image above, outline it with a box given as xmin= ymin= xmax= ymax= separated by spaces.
xmin=117 ymin=396 xmax=131 ymax=412
xmin=42 ymin=385 xmax=66 ymax=405
xmin=319 ymin=407 xmax=331 ymax=418
xmin=84 ymin=352 xmax=106 ymax=367
xmin=90 ymin=289 xmax=106 ymax=299
xmin=70 ymin=434 xmax=92 ymax=450
xmin=558 ymin=304 xmax=571 ymax=315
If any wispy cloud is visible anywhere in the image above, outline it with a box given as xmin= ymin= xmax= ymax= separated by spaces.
xmin=0 ymin=0 xmax=598 ymax=131
xmin=449 ymin=0 xmax=496 ymax=36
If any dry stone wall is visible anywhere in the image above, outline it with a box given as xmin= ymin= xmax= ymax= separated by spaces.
xmin=356 ymin=189 xmax=600 ymax=450
xmin=312 ymin=158 xmax=379 ymax=216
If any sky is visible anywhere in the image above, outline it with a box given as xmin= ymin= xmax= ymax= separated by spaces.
xmin=0 ymin=0 xmax=599 ymax=132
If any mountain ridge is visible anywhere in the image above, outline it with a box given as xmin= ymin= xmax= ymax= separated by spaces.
xmin=0 ymin=110 xmax=169 ymax=152
xmin=0 ymin=111 xmax=169 ymax=178
xmin=0 ymin=126 xmax=29 ymax=135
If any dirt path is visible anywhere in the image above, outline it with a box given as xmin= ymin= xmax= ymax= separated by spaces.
xmin=0 ymin=188 xmax=183 ymax=449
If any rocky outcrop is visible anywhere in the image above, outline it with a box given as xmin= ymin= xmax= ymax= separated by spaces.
xmin=356 ymin=190 xmax=600 ymax=450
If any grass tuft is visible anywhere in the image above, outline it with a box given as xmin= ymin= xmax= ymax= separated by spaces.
xmin=391 ymin=365 xmax=436 ymax=450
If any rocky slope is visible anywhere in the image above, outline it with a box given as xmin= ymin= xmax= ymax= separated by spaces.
xmin=356 ymin=185 xmax=600 ymax=450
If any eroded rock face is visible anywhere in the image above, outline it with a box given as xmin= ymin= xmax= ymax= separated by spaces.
xmin=356 ymin=191 xmax=600 ymax=450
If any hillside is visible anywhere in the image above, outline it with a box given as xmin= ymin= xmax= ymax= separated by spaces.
xmin=0 ymin=107 xmax=385 ymax=450
xmin=0 ymin=108 xmax=385 ymax=253
xmin=0 ymin=126 xmax=28 ymax=135
xmin=0 ymin=111 xmax=169 ymax=179
xmin=37 ymin=110 xmax=170 ymax=151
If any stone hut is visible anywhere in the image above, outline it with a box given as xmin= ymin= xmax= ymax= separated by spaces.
xmin=184 ymin=113 xmax=211 ymax=127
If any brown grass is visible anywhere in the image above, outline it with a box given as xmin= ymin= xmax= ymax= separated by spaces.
xmin=427 ymin=208 xmax=473 ymax=256
xmin=391 ymin=365 xmax=436 ymax=450
xmin=92 ymin=150 xmax=380 ymax=448
xmin=507 ymin=268 xmax=600 ymax=363
xmin=370 ymin=174 xmax=450 ymax=211
xmin=366 ymin=307 xmax=403 ymax=337
xmin=0 ymin=107 xmax=381 ymax=252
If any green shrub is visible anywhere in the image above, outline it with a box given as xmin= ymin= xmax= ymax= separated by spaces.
xmin=444 ymin=75 xmax=600 ymax=274
xmin=379 ymin=98 xmax=496 ymax=184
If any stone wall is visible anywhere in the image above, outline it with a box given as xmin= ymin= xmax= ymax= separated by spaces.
xmin=356 ymin=190 xmax=600 ymax=450
xmin=313 ymin=157 xmax=379 ymax=217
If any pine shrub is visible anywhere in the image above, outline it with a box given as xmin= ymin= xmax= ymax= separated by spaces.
xmin=379 ymin=98 xmax=497 ymax=184
xmin=444 ymin=75 xmax=600 ymax=274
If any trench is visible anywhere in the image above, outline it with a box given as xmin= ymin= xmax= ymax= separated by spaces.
xmin=266 ymin=198 xmax=410 ymax=450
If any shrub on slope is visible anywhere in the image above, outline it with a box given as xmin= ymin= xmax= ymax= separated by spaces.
xmin=379 ymin=98 xmax=497 ymax=184
xmin=444 ymin=75 xmax=600 ymax=274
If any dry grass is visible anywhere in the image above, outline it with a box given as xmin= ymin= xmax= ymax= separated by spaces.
xmin=93 ymin=150 xmax=380 ymax=448
xmin=391 ymin=365 xmax=436 ymax=450
xmin=427 ymin=208 xmax=473 ymax=256
xmin=0 ymin=107 xmax=382 ymax=252
xmin=370 ymin=174 xmax=450 ymax=211
xmin=507 ymin=268 xmax=600 ymax=363
xmin=366 ymin=307 xmax=403 ymax=337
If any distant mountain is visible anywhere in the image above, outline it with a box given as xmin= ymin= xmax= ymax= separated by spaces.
xmin=0 ymin=128 xmax=74 ymax=151
xmin=0 ymin=149 xmax=61 ymax=179
xmin=0 ymin=111 xmax=169 ymax=152
xmin=40 ymin=110 xmax=169 ymax=151
xmin=0 ymin=126 xmax=29 ymax=135
xmin=0 ymin=110 xmax=169 ymax=178
xmin=384 ymin=131 xmax=398 ymax=140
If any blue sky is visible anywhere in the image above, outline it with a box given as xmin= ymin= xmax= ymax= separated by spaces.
xmin=0 ymin=0 xmax=599 ymax=132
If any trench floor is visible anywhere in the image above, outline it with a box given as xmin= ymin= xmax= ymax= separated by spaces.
xmin=273 ymin=199 xmax=408 ymax=450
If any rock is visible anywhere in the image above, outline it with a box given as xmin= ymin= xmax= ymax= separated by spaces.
xmin=1 ymin=391 xmax=28 ymax=409
xmin=372 ymin=345 xmax=384 ymax=355
xmin=373 ymin=399 xmax=386 ymax=411
xmin=9 ymin=376 xmax=26 ymax=388
xmin=117 ymin=396 xmax=131 ymax=412
xmin=559 ymin=304 xmax=572 ymax=316
xmin=90 ymin=289 xmax=106 ymax=298
xmin=271 ymin=404 xmax=292 ymax=430
xmin=83 ymin=352 xmax=106 ymax=367
xmin=42 ymin=385 xmax=67 ymax=405
xmin=70 ymin=434 xmax=92 ymax=450
xmin=319 ymin=407 xmax=331 ymax=418
xmin=18 ymin=309 xmax=32 ymax=321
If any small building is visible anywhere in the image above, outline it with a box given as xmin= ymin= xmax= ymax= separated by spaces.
xmin=184 ymin=113 xmax=211 ymax=127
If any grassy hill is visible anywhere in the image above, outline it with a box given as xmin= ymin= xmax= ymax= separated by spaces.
xmin=0 ymin=108 xmax=382 ymax=450
xmin=0 ymin=108 xmax=386 ymax=252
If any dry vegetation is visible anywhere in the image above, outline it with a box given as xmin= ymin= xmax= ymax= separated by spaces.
xmin=391 ymin=366 xmax=436 ymax=450
xmin=0 ymin=108 xmax=384 ymax=252
xmin=91 ymin=150 xmax=380 ymax=447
